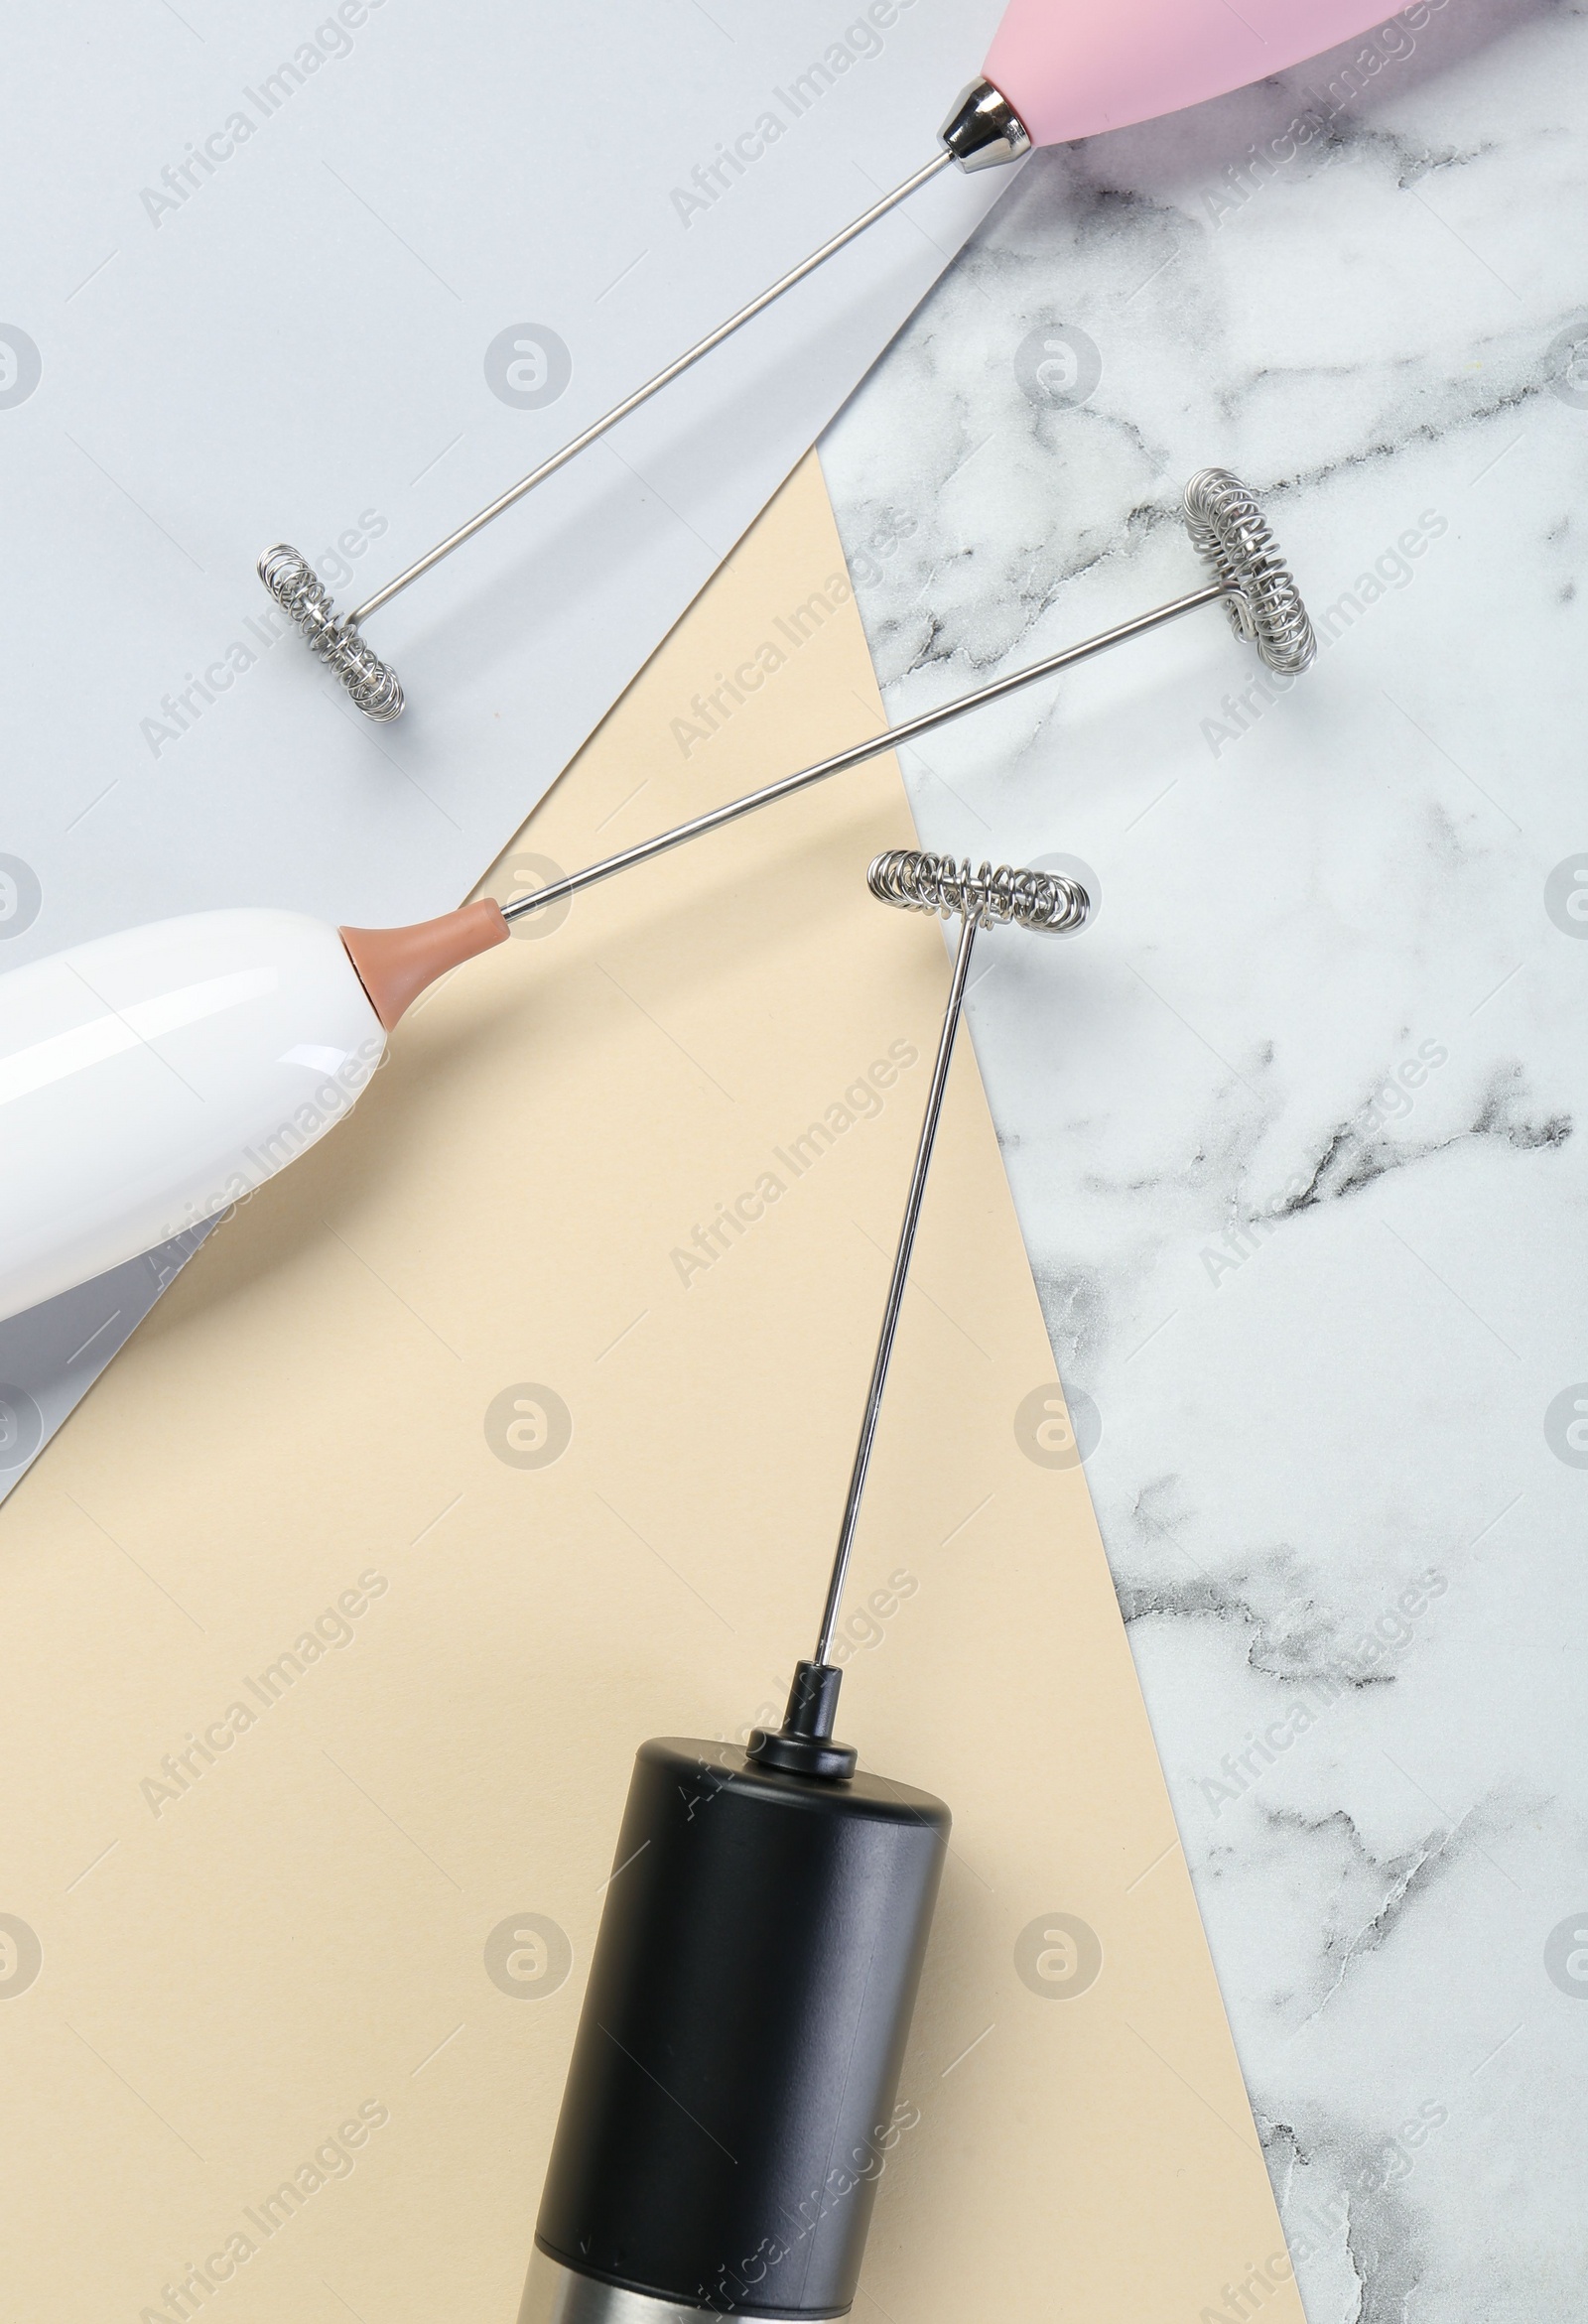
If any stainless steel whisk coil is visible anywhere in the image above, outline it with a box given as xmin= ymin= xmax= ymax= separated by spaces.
xmin=258 ymin=546 xmax=406 ymax=721
xmin=1182 ymin=467 xmax=1315 ymax=677
xmin=869 ymin=850 xmax=1093 ymax=929
xmin=867 ymin=850 xmax=1089 ymax=933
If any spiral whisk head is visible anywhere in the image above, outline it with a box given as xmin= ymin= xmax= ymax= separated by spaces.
xmin=1181 ymin=468 xmax=1315 ymax=677
xmin=257 ymin=546 xmax=405 ymax=721
xmin=867 ymin=850 xmax=1090 ymax=933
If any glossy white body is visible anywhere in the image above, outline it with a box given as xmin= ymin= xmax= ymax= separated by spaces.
xmin=0 ymin=910 xmax=386 ymax=1324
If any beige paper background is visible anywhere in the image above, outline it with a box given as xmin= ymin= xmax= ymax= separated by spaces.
xmin=0 ymin=456 xmax=1301 ymax=2324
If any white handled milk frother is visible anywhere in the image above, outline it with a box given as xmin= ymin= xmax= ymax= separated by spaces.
xmin=2 ymin=469 xmax=1309 ymax=1326
xmin=517 ymin=847 xmax=1088 ymax=2324
xmin=258 ymin=0 xmax=1393 ymax=718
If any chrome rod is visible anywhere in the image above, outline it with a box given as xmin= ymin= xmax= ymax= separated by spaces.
xmin=814 ymin=910 xmax=979 ymax=1666
xmin=805 ymin=851 xmax=1088 ymax=1668
xmin=499 ymin=581 xmax=1225 ymax=923
xmin=351 ymin=152 xmax=955 ymax=625
xmin=261 ymin=84 xmax=1041 ymax=717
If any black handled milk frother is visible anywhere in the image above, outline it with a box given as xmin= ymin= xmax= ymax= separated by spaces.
xmin=517 ymin=849 xmax=1089 ymax=2324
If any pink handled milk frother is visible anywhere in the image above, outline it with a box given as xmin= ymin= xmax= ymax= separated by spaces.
xmin=259 ymin=0 xmax=1393 ymax=719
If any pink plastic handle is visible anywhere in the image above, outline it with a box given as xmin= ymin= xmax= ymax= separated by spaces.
xmin=986 ymin=0 xmax=1424 ymax=148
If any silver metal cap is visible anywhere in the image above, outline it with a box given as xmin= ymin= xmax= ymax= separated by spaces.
xmin=518 ymin=2248 xmax=763 ymax=2324
xmin=938 ymin=76 xmax=1032 ymax=171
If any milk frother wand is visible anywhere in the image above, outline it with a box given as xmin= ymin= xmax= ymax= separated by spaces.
xmin=257 ymin=0 xmax=1397 ymax=717
xmin=519 ymin=849 xmax=1088 ymax=2324
xmin=491 ymin=466 xmax=1311 ymax=933
xmin=0 ymin=471 xmax=1309 ymax=1326
xmin=0 ymin=471 xmax=1308 ymax=1325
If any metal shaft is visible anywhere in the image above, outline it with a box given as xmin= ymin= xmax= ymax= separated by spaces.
xmin=351 ymin=151 xmax=954 ymax=626
xmin=500 ymin=581 xmax=1224 ymax=924
xmin=814 ymin=911 xmax=979 ymax=1666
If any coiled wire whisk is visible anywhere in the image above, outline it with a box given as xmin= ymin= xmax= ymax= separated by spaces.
xmin=257 ymin=547 xmax=405 ymax=722
xmin=1182 ymin=468 xmax=1316 ymax=677
xmin=867 ymin=850 xmax=1090 ymax=933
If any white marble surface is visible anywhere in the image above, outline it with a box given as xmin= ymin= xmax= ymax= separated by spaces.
xmin=821 ymin=1 xmax=1588 ymax=2313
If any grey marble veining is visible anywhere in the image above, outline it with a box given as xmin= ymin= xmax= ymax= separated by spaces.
xmin=822 ymin=1 xmax=1588 ymax=2313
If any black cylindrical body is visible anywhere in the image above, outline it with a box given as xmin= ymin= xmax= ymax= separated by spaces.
xmin=534 ymin=1737 xmax=950 ymax=2319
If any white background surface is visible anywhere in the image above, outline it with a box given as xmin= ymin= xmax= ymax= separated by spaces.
xmin=821 ymin=0 xmax=1588 ymax=2309
xmin=0 ymin=0 xmax=1007 ymax=1484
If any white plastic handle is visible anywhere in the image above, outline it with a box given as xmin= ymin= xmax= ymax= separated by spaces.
xmin=0 ymin=910 xmax=385 ymax=1324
